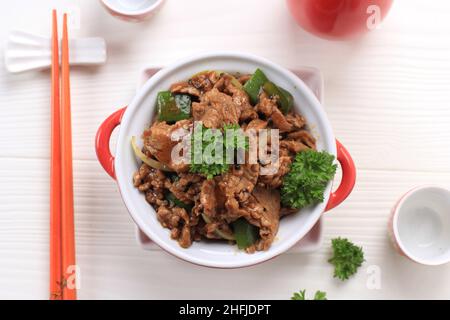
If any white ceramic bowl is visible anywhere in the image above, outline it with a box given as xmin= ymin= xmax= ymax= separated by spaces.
xmin=96 ymin=52 xmax=356 ymax=268
xmin=100 ymin=0 xmax=165 ymax=22
xmin=389 ymin=185 xmax=450 ymax=266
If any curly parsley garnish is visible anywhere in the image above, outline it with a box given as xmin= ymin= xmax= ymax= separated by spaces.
xmin=281 ymin=149 xmax=337 ymax=209
xmin=290 ymin=239 xmax=364 ymax=299
xmin=291 ymin=290 xmax=327 ymax=300
xmin=189 ymin=123 xmax=248 ymax=179
xmin=328 ymin=238 xmax=365 ymax=281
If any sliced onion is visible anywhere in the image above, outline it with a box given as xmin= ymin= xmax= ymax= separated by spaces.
xmin=228 ymin=74 xmax=243 ymax=89
xmin=131 ymin=136 xmax=173 ymax=172
xmin=201 ymin=213 xmax=235 ymax=241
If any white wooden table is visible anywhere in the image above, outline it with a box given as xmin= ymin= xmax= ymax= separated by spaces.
xmin=1 ymin=0 xmax=450 ymax=300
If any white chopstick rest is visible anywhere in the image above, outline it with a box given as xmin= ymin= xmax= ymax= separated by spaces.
xmin=4 ymin=30 xmax=107 ymax=73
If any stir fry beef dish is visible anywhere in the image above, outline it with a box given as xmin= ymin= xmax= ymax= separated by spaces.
xmin=132 ymin=69 xmax=337 ymax=252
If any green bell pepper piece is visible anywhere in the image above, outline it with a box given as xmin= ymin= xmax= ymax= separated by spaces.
xmin=243 ymin=68 xmax=269 ymax=105
xmin=278 ymin=86 xmax=294 ymax=113
xmin=157 ymin=91 xmax=191 ymax=123
xmin=232 ymin=218 xmax=259 ymax=250
xmin=165 ymin=192 xmax=193 ymax=211
xmin=263 ymin=81 xmax=293 ymax=114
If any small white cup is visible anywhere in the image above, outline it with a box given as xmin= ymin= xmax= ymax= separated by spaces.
xmin=389 ymin=185 xmax=450 ymax=266
xmin=100 ymin=0 xmax=165 ymax=22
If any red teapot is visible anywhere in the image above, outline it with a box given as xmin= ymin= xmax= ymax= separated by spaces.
xmin=286 ymin=0 xmax=393 ymax=40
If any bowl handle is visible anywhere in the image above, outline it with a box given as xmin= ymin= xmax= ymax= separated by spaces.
xmin=95 ymin=107 xmax=127 ymax=179
xmin=325 ymin=139 xmax=356 ymax=211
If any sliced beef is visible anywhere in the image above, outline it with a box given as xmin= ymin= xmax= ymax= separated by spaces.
xmin=222 ymin=76 xmax=257 ymax=122
xmin=199 ymin=179 xmax=219 ymax=217
xmin=240 ymin=108 xmax=259 ymax=122
xmin=256 ymin=92 xmax=301 ymax=132
xmin=280 ymin=140 xmax=310 ymax=155
xmin=256 ymin=92 xmax=276 ymax=117
xmin=189 ymin=71 xmax=220 ymax=93
xmin=133 ymin=164 xmax=167 ymax=207
xmin=280 ymin=206 xmax=297 ymax=217
xmin=170 ymin=81 xmax=201 ymax=97
xmin=271 ymin=107 xmax=294 ymax=132
xmin=192 ymin=102 xmax=221 ymax=128
xmin=217 ymin=164 xmax=259 ymax=218
xmin=286 ymin=113 xmax=306 ymax=130
xmin=258 ymin=154 xmax=292 ymax=189
xmin=236 ymin=187 xmax=281 ymax=253
xmin=245 ymin=119 xmax=267 ymax=132
xmin=286 ymin=130 xmax=316 ymax=149
xmin=156 ymin=205 xmax=192 ymax=248
xmin=251 ymin=187 xmax=280 ymax=251
xmin=237 ymin=74 xmax=251 ymax=85
xmin=192 ymin=179 xmax=233 ymax=240
xmin=192 ymin=88 xmax=240 ymax=128
xmin=143 ymin=119 xmax=192 ymax=171
xmin=166 ymin=173 xmax=204 ymax=204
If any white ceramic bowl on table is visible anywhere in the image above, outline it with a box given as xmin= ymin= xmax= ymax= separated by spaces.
xmin=100 ymin=0 xmax=165 ymax=22
xmin=389 ymin=185 xmax=450 ymax=266
xmin=95 ymin=52 xmax=356 ymax=268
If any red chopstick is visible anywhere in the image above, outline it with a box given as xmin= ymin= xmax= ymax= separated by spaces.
xmin=60 ymin=13 xmax=77 ymax=300
xmin=50 ymin=9 xmax=62 ymax=300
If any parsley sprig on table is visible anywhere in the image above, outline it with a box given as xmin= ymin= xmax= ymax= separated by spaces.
xmin=328 ymin=237 xmax=365 ymax=281
xmin=190 ymin=123 xmax=248 ymax=179
xmin=291 ymin=290 xmax=327 ymax=300
xmin=290 ymin=238 xmax=365 ymax=299
xmin=281 ymin=149 xmax=337 ymax=209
